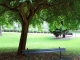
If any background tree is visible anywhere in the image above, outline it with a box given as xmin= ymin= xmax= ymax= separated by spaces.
xmin=0 ymin=0 xmax=80 ymax=55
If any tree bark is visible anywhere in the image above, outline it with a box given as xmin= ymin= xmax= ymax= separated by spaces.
xmin=0 ymin=26 xmax=2 ymax=36
xmin=17 ymin=21 xmax=29 ymax=55
xmin=63 ymin=34 xmax=65 ymax=38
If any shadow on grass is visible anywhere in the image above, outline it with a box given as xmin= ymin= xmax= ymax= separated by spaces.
xmin=0 ymin=47 xmax=18 ymax=52
xmin=53 ymin=35 xmax=74 ymax=40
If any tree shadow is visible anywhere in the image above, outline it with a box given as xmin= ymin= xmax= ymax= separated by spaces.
xmin=53 ymin=35 xmax=74 ymax=40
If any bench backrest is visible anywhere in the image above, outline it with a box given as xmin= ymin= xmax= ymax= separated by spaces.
xmin=22 ymin=48 xmax=66 ymax=54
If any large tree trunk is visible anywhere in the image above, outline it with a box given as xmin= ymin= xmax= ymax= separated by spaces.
xmin=17 ymin=2 xmax=34 ymax=55
xmin=17 ymin=21 xmax=29 ymax=55
xmin=0 ymin=26 xmax=2 ymax=36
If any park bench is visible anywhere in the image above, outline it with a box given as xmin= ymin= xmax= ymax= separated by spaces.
xmin=22 ymin=47 xmax=66 ymax=60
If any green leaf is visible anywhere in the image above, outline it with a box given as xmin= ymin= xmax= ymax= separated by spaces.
xmin=19 ymin=0 xmax=26 ymax=2
xmin=30 ymin=0 xmax=32 ymax=3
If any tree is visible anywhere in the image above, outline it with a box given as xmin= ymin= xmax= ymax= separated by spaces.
xmin=38 ymin=1 xmax=80 ymax=37
xmin=0 ymin=0 xmax=80 ymax=55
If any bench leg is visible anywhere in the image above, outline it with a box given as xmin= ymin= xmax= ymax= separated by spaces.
xmin=59 ymin=47 xmax=62 ymax=59
xmin=27 ymin=54 xmax=30 ymax=60
xmin=60 ymin=51 xmax=62 ymax=59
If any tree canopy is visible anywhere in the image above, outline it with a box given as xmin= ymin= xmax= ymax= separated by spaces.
xmin=0 ymin=0 xmax=80 ymax=30
xmin=34 ymin=0 xmax=80 ymax=31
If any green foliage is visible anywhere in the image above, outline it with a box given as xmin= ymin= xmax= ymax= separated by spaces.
xmin=0 ymin=0 xmax=20 ymax=27
xmin=0 ymin=11 xmax=19 ymax=28
xmin=20 ymin=0 xmax=26 ymax=2
xmin=0 ymin=0 xmax=80 ymax=31
xmin=0 ymin=0 xmax=6 ymax=4
xmin=30 ymin=12 xmax=43 ymax=30
xmin=0 ymin=6 xmax=7 ymax=16
xmin=42 ymin=0 xmax=80 ymax=31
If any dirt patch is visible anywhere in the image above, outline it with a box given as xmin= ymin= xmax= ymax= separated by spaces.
xmin=0 ymin=52 xmax=80 ymax=60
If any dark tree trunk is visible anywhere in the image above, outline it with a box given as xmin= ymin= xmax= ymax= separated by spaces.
xmin=0 ymin=26 xmax=2 ymax=36
xmin=17 ymin=2 xmax=34 ymax=55
xmin=17 ymin=21 xmax=29 ymax=55
xmin=63 ymin=34 xmax=65 ymax=38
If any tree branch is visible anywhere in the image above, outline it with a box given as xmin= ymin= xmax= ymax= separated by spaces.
xmin=27 ymin=0 xmax=47 ymax=21
xmin=32 ymin=0 xmax=47 ymax=11
xmin=26 ymin=0 xmax=32 ymax=17
xmin=0 ymin=4 xmax=18 ymax=12
xmin=27 ymin=1 xmax=67 ymax=22
xmin=14 ymin=0 xmax=21 ymax=8
xmin=20 ymin=2 xmax=28 ymax=23
xmin=34 ymin=1 xmax=66 ymax=14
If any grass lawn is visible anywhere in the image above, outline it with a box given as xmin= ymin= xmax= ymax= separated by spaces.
xmin=0 ymin=32 xmax=80 ymax=56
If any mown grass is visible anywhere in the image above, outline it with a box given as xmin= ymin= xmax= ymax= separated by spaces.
xmin=0 ymin=32 xmax=80 ymax=55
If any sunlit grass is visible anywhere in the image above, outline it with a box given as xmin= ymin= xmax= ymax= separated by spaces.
xmin=0 ymin=32 xmax=80 ymax=55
